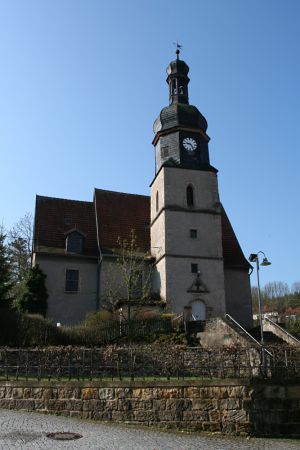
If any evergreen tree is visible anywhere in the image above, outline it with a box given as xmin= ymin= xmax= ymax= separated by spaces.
xmin=19 ymin=265 xmax=48 ymax=316
xmin=0 ymin=228 xmax=13 ymax=304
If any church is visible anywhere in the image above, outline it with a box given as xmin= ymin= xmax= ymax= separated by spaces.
xmin=32 ymin=51 xmax=253 ymax=329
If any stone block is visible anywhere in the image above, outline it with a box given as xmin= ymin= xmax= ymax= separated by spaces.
xmin=228 ymin=386 xmax=246 ymax=398
xmin=0 ymin=399 xmax=15 ymax=408
xmin=69 ymin=411 xmax=81 ymax=418
xmin=65 ymin=400 xmax=84 ymax=411
xmin=152 ymin=399 xmax=166 ymax=411
xmin=130 ymin=399 xmax=152 ymax=410
xmin=12 ymin=388 xmax=23 ymax=399
xmin=118 ymin=399 xmax=132 ymax=411
xmin=111 ymin=411 xmax=134 ymax=421
xmin=115 ymin=388 xmax=133 ymax=399
xmin=34 ymin=400 xmax=45 ymax=410
xmin=23 ymin=388 xmax=31 ymax=399
xmin=159 ymin=388 xmax=183 ymax=399
xmin=99 ymin=388 xmax=114 ymax=400
xmin=15 ymin=399 xmax=35 ymax=410
xmin=32 ymin=388 xmax=43 ymax=399
xmin=208 ymin=410 xmax=220 ymax=421
xmin=166 ymin=399 xmax=191 ymax=411
xmin=104 ymin=399 xmax=118 ymax=411
xmin=221 ymin=421 xmax=236 ymax=433
xmin=51 ymin=389 xmax=59 ymax=399
xmin=263 ymin=385 xmax=285 ymax=399
xmin=236 ymin=422 xmax=253 ymax=434
xmin=4 ymin=387 xmax=12 ymax=398
xmin=183 ymin=410 xmax=208 ymax=421
xmin=47 ymin=400 xmax=66 ymax=411
xmin=157 ymin=410 xmax=182 ymax=421
xmin=81 ymin=388 xmax=98 ymax=400
xmin=58 ymin=388 xmax=74 ymax=399
xmin=222 ymin=409 xmax=248 ymax=423
xmin=199 ymin=388 xmax=214 ymax=399
xmin=219 ymin=398 xmax=240 ymax=410
xmin=287 ymin=385 xmax=300 ymax=399
xmin=202 ymin=421 xmax=221 ymax=432
xmin=242 ymin=398 xmax=252 ymax=410
xmin=212 ymin=387 xmax=229 ymax=399
xmin=263 ymin=410 xmax=288 ymax=425
xmin=288 ymin=409 xmax=300 ymax=422
xmin=132 ymin=388 xmax=152 ymax=399
xmin=0 ymin=388 xmax=6 ymax=399
xmin=42 ymin=388 xmax=53 ymax=401
xmin=276 ymin=423 xmax=300 ymax=436
xmin=192 ymin=399 xmax=218 ymax=410
xmin=134 ymin=410 xmax=158 ymax=422
xmin=184 ymin=387 xmax=200 ymax=398
xmin=92 ymin=411 xmax=112 ymax=420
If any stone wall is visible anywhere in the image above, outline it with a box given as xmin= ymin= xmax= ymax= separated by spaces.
xmin=0 ymin=379 xmax=299 ymax=436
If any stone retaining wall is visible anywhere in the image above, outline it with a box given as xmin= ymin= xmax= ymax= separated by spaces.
xmin=0 ymin=379 xmax=299 ymax=436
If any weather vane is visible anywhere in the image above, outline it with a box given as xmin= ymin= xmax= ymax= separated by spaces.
xmin=173 ymin=41 xmax=183 ymax=59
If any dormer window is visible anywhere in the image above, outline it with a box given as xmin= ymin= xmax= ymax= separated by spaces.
xmin=66 ymin=231 xmax=83 ymax=253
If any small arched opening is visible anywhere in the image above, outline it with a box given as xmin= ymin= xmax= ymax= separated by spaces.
xmin=186 ymin=184 xmax=194 ymax=206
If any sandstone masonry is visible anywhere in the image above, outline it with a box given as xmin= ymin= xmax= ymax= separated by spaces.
xmin=0 ymin=379 xmax=299 ymax=436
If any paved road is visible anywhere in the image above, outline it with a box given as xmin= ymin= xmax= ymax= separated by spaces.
xmin=0 ymin=410 xmax=299 ymax=450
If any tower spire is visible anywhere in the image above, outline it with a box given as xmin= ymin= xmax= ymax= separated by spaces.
xmin=167 ymin=45 xmax=189 ymax=105
xmin=173 ymin=41 xmax=183 ymax=60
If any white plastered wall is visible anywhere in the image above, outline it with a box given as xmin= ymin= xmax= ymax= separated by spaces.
xmin=35 ymin=254 xmax=98 ymax=325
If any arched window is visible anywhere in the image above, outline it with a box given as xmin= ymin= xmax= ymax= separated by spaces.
xmin=156 ymin=191 xmax=159 ymax=212
xmin=186 ymin=185 xmax=194 ymax=206
xmin=66 ymin=231 xmax=83 ymax=253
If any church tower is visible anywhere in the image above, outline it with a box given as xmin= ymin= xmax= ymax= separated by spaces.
xmin=150 ymin=50 xmax=226 ymax=319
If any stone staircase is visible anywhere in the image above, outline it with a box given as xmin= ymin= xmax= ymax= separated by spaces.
xmin=194 ymin=315 xmax=300 ymax=349
xmin=249 ymin=326 xmax=286 ymax=345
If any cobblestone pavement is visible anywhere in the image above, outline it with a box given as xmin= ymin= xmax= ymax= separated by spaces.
xmin=0 ymin=410 xmax=299 ymax=450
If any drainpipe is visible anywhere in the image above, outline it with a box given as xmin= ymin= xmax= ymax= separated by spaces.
xmin=94 ymin=194 xmax=102 ymax=311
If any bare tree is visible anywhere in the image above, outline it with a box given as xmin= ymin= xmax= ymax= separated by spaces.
xmin=291 ymin=281 xmax=300 ymax=295
xmin=101 ymin=230 xmax=154 ymax=336
xmin=8 ymin=212 xmax=33 ymax=283
xmin=263 ymin=281 xmax=290 ymax=299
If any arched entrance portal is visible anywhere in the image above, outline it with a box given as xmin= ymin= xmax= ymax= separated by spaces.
xmin=191 ymin=300 xmax=206 ymax=321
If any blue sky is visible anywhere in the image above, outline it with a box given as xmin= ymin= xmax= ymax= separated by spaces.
xmin=0 ymin=0 xmax=299 ymax=288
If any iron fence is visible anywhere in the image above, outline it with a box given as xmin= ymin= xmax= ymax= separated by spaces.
xmin=0 ymin=346 xmax=299 ymax=381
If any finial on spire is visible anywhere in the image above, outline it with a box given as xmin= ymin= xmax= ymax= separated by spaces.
xmin=173 ymin=41 xmax=183 ymax=60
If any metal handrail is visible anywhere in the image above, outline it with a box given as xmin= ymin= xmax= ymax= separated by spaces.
xmin=225 ymin=313 xmax=272 ymax=357
xmin=265 ymin=317 xmax=300 ymax=345
xmin=171 ymin=313 xmax=183 ymax=321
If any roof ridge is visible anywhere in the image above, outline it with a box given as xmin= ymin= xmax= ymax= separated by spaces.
xmin=94 ymin=188 xmax=150 ymax=199
xmin=36 ymin=194 xmax=93 ymax=205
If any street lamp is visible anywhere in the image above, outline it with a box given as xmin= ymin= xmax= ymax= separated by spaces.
xmin=248 ymin=251 xmax=272 ymax=345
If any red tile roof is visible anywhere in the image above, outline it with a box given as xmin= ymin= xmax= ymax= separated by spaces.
xmin=34 ymin=195 xmax=98 ymax=257
xmin=221 ymin=207 xmax=251 ymax=269
xmin=94 ymin=189 xmax=150 ymax=252
xmin=34 ymin=191 xmax=250 ymax=269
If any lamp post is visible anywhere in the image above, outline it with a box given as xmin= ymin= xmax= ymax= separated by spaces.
xmin=249 ymin=252 xmax=272 ymax=345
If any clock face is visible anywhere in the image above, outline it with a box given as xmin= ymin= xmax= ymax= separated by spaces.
xmin=183 ymin=137 xmax=197 ymax=152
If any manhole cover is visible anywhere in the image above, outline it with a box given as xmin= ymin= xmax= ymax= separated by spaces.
xmin=46 ymin=432 xmax=82 ymax=441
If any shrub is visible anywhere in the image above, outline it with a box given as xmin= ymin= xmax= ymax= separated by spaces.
xmin=82 ymin=310 xmax=117 ymax=329
xmin=18 ymin=265 xmax=48 ymax=316
xmin=0 ymin=306 xmax=21 ymax=346
xmin=19 ymin=314 xmax=61 ymax=347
